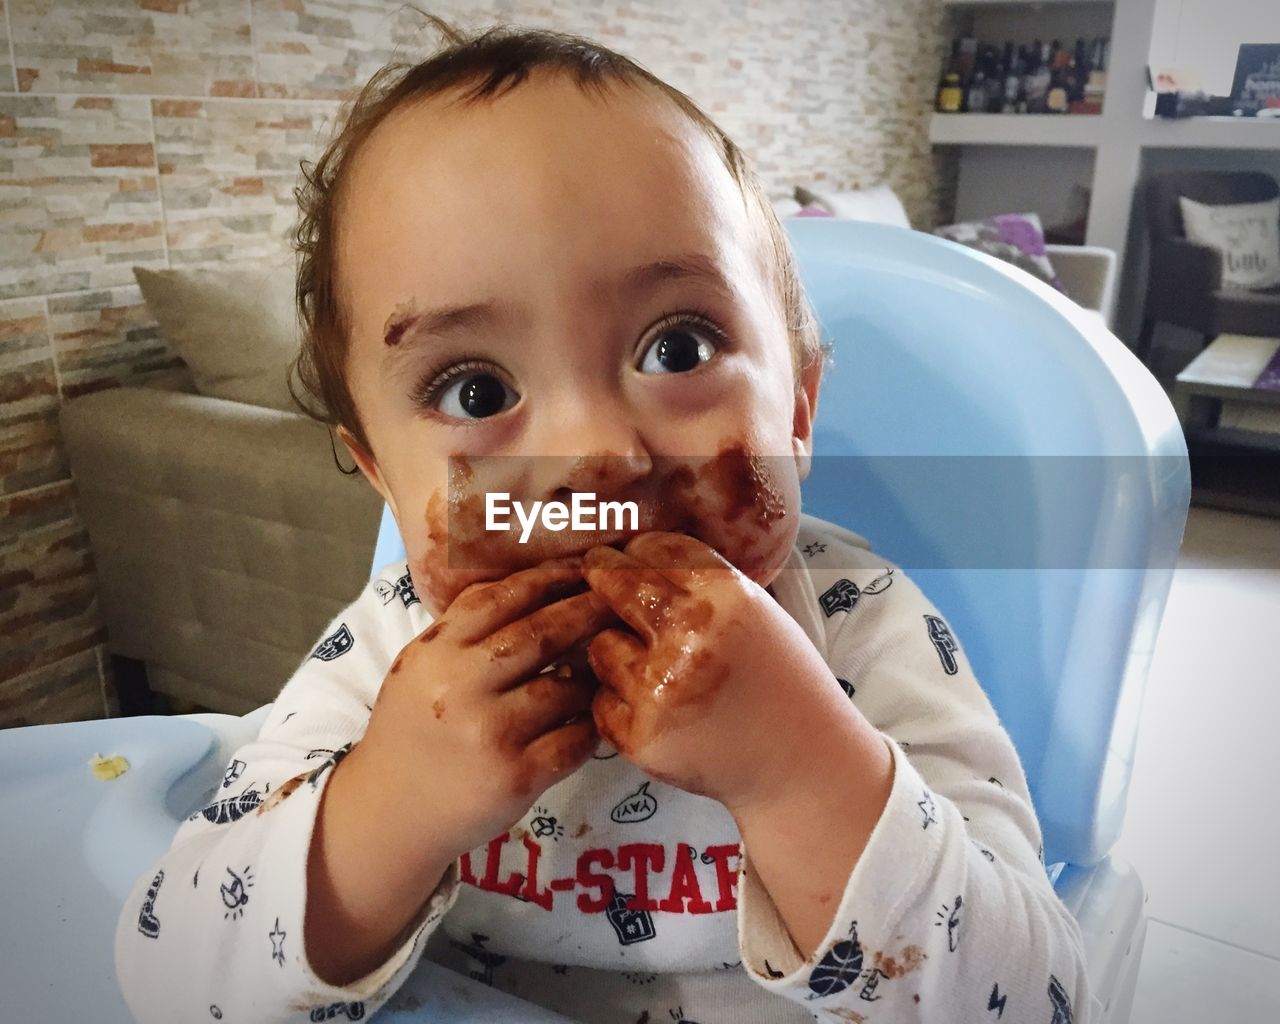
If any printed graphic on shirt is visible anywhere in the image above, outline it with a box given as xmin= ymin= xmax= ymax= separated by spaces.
xmin=1048 ymin=974 xmax=1074 ymax=1024
xmin=859 ymin=966 xmax=889 ymax=1001
xmin=310 ymin=623 xmax=353 ymax=662
xmin=971 ymin=838 xmax=996 ymax=862
xmin=306 ymin=742 xmax=353 ymax=790
xmin=308 ymin=1001 xmax=366 ymax=1021
xmin=606 ymin=890 xmax=657 ymax=945
xmin=269 ymin=916 xmax=286 ymax=967
xmin=667 ymin=1006 xmax=700 ymax=1023
xmin=807 ymin=921 xmax=864 ymax=999
xmin=836 ymin=676 xmax=856 ymax=699
xmin=220 ymin=865 xmax=253 ymax=920
xmin=802 ymin=542 xmax=827 ymax=557
xmin=222 ymin=758 xmax=246 ymax=789
xmin=918 ymin=788 xmax=938 ymax=829
xmin=818 ymin=569 xmax=894 ymax=617
xmin=819 ymin=579 xmax=859 ymax=617
xmin=449 ymin=932 xmax=506 ymax=986
xmin=989 ymin=981 xmax=1008 ymax=1017
xmin=209 ymin=1007 xmax=222 ymax=1020
xmin=190 ymin=786 xmax=264 ymax=824
xmin=936 ymin=894 xmax=963 ymax=951
xmin=459 ymin=833 xmax=741 ymax=918
xmin=529 ymin=806 xmax=564 ymax=840
xmin=611 ymin=781 xmax=658 ymax=823
xmin=375 ymin=567 xmax=420 ymax=610
xmin=137 ymin=869 xmax=164 ymax=939
xmin=925 ymin=614 xmax=960 ymax=675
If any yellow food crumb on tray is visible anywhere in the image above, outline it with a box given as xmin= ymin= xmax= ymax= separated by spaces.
xmin=88 ymin=753 xmax=130 ymax=780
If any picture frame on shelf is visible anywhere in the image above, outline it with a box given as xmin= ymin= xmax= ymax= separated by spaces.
xmin=1229 ymin=44 xmax=1280 ymax=116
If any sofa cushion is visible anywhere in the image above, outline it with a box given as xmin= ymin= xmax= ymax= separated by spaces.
xmin=933 ymin=212 xmax=1065 ymax=292
xmin=132 ymin=260 xmax=300 ymax=413
xmin=794 ymin=183 xmax=912 ymax=229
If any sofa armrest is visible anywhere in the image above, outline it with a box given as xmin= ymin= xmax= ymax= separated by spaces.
xmin=1046 ymin=244 xmax=1117 ymax=325
xmin=1147 ymin=239 xmax=1224 ymax=330
xmin=60 ymin=387 xmax=384 ymax=713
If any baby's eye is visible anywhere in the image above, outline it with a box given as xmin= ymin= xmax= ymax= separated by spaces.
xmin=638 ymin=317 xmax=721 ymax=375
xmin=433 ymin=370 xmax=518 ymax=420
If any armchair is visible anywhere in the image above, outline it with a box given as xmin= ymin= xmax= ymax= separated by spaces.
xmin=1136 ymin=170 xmax=1280 ymax=363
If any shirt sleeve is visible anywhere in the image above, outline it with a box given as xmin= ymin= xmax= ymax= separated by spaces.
xmin=114 ymin=564 xmax=462 ymax=1024
xmin=736 ymin=549 xmax=1105 ymax=1024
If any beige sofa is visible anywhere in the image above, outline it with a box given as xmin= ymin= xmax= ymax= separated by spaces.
xmin=60 ymin=370 xmax=384 ymax=714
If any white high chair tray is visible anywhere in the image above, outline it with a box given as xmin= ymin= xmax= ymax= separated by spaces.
xmin=0 ymin=713 xmax=571 ymax=1023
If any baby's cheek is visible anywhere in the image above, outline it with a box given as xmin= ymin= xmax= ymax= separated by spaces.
xmin=408 ymin=489 xmax=493 ymax=617
xmin=664 ymin=446 xmax=801 ymax=585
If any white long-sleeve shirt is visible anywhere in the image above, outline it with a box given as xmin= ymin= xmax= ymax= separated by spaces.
xmin=115 ymin=512 xmax=1100 ymax=1024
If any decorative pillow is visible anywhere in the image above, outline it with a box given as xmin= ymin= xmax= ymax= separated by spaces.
xmin=933 ymin=212 xmax=1065 ymax=291
xmin=795 ymin=183 xmax=912 ymax=229
xmin=133 ymin=260 xmax=300 ymax=413
xmin=1179 ymin=196 xmax=1280 ymax=291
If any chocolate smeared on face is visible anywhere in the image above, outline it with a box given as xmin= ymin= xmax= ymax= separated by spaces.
xmin=409 ymin=442 xmax=800 ymax=616
xmin=382 ymin=300 xmax=420 ymax=348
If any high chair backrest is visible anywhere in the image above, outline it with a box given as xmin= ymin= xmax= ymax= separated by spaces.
xmin=370 ymin=219 xmax=1190 ymax=870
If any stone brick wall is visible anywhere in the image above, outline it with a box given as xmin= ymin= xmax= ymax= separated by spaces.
xmin=0 ymin=0 xmax=950 ymax=726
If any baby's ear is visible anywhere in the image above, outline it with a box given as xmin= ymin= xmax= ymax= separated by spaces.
xmin=791 ymin=357 xmax=822 ymax=480
xmin=336 ymin=424 xmax=397 ymax=514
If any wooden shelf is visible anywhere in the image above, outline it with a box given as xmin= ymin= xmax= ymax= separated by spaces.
xmin=1139 ymin=116 xmax=1280 ymax=151
xmin=930 ymin=113 xmax=1104 ymax=147
xmin=944 ymin=1 xmax=1113 ymax=6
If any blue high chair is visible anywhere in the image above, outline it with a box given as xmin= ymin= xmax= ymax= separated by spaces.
xmin=1 ymin=220 xmax=1188 ymax=1023
xmin=368 ymin=220 xmax=1190 ymax=1021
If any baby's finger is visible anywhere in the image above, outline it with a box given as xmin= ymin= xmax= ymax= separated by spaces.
xmin=500 ymin=671 xmax=599 ymax=747
xmin=623 ymin=531 xmax=736 ymax=589
xmin=449 ymin=557 xmax=586 ymax=644
xmin=592 ymin=686 xmax=633 ymax=752
xmin=519 ymin=717 xmax=599 ymax=796
xmin=477 ymin=590 xmax=618 ymax=688
xmin=582 ymin=544 xmax=682 ymax=641
xmin=587 ymin=628 xmax=648 ymax=703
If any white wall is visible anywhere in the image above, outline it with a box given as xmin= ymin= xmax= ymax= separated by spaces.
xmin=1150 ymin=0 xmax=1280 ymax=96
xmin=953 ymin=147 xmax=1095 ymax=229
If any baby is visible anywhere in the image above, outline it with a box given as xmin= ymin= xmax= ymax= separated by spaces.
xmin=115 ymin=16 xmax=1098 ymax=1024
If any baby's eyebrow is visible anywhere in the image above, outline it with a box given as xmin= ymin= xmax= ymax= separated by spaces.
xmin=380 ymin=252 xmax=734 ymax=371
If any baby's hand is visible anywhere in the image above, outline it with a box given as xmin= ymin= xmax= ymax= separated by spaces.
xmin=359 ymin=557 xmax=616 ymax=860
xmin=583 ymin=533 xmax=844 ymax=812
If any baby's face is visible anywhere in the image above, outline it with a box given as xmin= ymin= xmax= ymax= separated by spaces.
xmin=336 ymin=72 xmax=818 ymax=617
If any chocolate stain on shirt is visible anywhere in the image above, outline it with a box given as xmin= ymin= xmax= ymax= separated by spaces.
xmin=873 ymin=945 xmax=927 ymax=978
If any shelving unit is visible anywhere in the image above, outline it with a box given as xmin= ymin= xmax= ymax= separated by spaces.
xmin=929 ymin=112 xmax=1104 ymax=147
xmin=931 ymin=0 xmax=1280 ymax=340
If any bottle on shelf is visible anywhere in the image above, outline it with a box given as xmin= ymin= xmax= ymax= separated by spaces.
xmin=1046 ymin=39 xmax=1070 ymax=114
xmin=1024 ymin=39 xmax=1051 ymax=113
xmin=936 ymin=39 xmax=965 ymax=113
xmin=985 ymin=46 xmax=1006 ymax=112
xmin=966 ymin=66 xmax=988 ymax=114
xmin=1003 ymin=43 xmax=1025 ymax=113
xmin=1084 ymin=36 xmax=1108 ymax=113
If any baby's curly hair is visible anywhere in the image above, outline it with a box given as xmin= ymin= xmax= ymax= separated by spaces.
xmin=289 ymin=9 xmax=825 ymax=472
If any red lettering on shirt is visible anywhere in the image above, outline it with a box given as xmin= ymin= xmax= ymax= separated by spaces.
xmin=575 ymin=847 xmax=615 ymax=913
xmin=617 ymin=843 xmax=664 ymax=911
xmin=659 ymin=842 xmax=714 ymax=914
xmin=701 ymin=843 xmax=742 ymax=911
xmin=460 ymin=838 xmax=741 ymax=916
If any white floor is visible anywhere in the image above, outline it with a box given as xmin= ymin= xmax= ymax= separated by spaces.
xmin=1111 ymin=504 xmax=1280 ymax=1023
